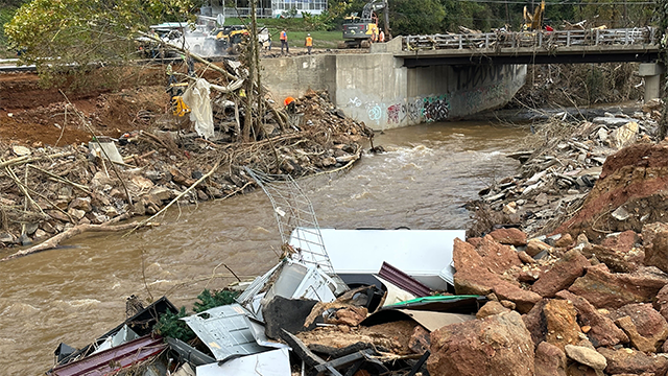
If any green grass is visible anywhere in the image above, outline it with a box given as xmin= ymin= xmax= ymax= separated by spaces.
xmin=224 ymin=17 xmax=343 ymax=49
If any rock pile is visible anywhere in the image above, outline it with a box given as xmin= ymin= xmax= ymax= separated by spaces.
xmin=447 ymin=223 xmax=668 ymax=376
xmin=470 ymin=104 xmax=661 ymax=238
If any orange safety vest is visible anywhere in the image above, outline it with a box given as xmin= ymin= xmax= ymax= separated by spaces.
xmin=379 ymin=31 xmax=385 ymax=42
xmin=284 ymin=96 xmax=296 ymax=107
xmin=305 ymin=36 xmax=313 ymax=47
xmin=280 ymin=31 xmax=287 ymax=41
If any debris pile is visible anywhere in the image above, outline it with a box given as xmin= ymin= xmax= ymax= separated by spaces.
xmin=0 ymin=87 xmax=371 ymax=255
xmin=469 ymin=100 xmax=662 ymax=237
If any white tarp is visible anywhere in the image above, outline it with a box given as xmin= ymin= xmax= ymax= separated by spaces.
xmin=196 ymin=348 xmax=290 ymax=376
xmin=182 ymin=78 xmax=214 ymax=139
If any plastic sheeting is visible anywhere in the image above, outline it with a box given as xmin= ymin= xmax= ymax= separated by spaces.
xmin=182 ymin=78 xmax=214 ymax=139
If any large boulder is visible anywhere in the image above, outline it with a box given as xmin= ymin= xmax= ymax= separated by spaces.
xmin=568 ymin=264 xmax=668 ymax=309
xmin=609 ymin=303 xmax=668 ymax=353
xmin=597 ymin=347 xmax=668 ymax=376
xmin=564 ymin=345 xmax=607 ymax=371
xmin=453 ymin=238 xmax=540 ymax=313
xmin=553 ymin=143 xmax=668 ymax=243
xmin=428 ymin=311 xmax=534 ymax=376
xmin=555 ymin=290 xmax=628 ymax=347
xmin=643 ymin=222 xmax=668 ymax=274
xmin=534 ymin=341 xmax=567 ymax=376
xmin=489 ymin=228 xmax=528 ymax=246
xmin=523 ymin=299 xmax=549 ymax=347
xmin=531 ymin=249 xmax=590 ymax=298
xmin=543 ymin=300 xmax=581 ymax=351
xmin=581 ymin=230 xmax=643 ymax=273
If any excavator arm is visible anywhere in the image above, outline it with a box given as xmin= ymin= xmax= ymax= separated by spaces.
xmin=361 ymin=0 xmax=387 ymax=21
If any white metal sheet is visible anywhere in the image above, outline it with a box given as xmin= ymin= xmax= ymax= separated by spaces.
xmin=289 ymin=228 xmax=464 ymax=289
xmin=196 ymin=348 xmax=290 ymax=376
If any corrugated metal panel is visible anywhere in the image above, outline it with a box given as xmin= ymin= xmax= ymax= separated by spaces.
xmin=378 ymin=262 xmax=431 ymax=297
xmin=181 ymin=304 xmax=268 ymax=361
xmin=46 ymin=335 xmax=166 ymax=376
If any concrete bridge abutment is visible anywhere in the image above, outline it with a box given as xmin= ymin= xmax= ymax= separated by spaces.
xmin=639 ymin=63 xmax=665 ymax=101
xmin=262 ymin=47 xmax=526 ymax=129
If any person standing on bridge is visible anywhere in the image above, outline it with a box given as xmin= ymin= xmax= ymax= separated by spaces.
xmin=280 ymin=28 xmax=289 ymax=54
xmin=305 ymin=34 xmax=313 ymax=55
xmin=379 ymin=29 xmax=385 ymax=43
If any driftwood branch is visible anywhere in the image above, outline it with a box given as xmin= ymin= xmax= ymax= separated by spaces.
xmin=0 ymin=221 xmax=156 ymax=262
xmin=0 ymin=151 xmax=75 ymax=170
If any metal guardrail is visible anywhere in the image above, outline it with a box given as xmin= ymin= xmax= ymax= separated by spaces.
xmin=403 ymin=27 xmax=657 ymax=51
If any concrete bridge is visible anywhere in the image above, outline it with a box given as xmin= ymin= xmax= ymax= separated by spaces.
xmin=263 ymin=27 xmax=662 ymax=130
xmin=397 ymin=27 xmax=659 ymax=66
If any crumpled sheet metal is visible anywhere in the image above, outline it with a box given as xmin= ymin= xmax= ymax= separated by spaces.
xmin=181 ymin=304 xmax=269 ymax=362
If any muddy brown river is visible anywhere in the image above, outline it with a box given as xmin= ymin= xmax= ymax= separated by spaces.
xmin=0 ymin=121 xmax=526 ymax=375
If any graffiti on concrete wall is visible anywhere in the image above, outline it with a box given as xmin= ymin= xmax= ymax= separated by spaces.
xmin=422 ymin=95 xmax=450 ymax=122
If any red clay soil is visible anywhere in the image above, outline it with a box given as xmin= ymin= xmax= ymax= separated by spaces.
xmin=0 ymin=69 xmax=171 ymax=146
xmin=554 ymin=141 xmax=668 ymax=242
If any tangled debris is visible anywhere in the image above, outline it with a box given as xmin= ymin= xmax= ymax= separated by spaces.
xmin=0 ymin=75 xmax=371 ymax=256
xmin=468 ymin=99 xmax=663 ymax=238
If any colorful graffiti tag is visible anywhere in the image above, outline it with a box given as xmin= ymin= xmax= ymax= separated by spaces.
xmin=422 ymin=95 xmax=450 ymax=122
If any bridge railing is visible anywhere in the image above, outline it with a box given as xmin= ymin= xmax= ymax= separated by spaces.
xmin=403 ymin=27 xmax=657 ymax=52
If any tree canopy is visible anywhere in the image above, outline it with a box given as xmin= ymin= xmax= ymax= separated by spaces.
xmin=4 ymin=0 xmax=198 ymax=69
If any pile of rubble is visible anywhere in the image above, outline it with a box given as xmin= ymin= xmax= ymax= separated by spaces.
xmin=0 ymin=88 xmax=371 ymax=255
xmin=470 ymin=99 xmax=663 ymax=237
xmin=42 ymin=216 xmax=668 ymax=376
xmin=448 ymin=221 xmax=668 ymax=376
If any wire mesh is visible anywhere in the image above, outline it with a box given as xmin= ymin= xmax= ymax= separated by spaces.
xmin=244 ymin=167 xmax=335 ymax=275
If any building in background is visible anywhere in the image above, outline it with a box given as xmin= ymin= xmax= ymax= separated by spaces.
xmin=200 ymin=0 xmax=327 ymax=19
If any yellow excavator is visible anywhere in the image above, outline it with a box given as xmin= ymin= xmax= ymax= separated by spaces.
xmin=522 ymin=0 xmax=545 ymax=31
xmin=339 ymin=0 xmax=386 ymax=48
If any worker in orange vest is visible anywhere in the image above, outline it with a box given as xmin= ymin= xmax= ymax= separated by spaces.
xmin=305 ymin=33 xmax=313 ymax=55
xmin=284 ymin=96 xmax=296 ymax=114
xmin=379 ymin=29 xmax=385 ymax=43
xmin=371 ymin=28 xmax=378 ymax=43
xmin=280 ymin=28 xmax=289 ymax=54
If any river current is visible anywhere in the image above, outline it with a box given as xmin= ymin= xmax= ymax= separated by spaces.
xmin=0 ymin=121 xmax=526 ymax=375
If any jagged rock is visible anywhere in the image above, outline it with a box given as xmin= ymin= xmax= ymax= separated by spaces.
xmin=428 ymin=311 xmax=534 ymax=376
xmin=565 ymin=363 xmax=598 ymax=376
xmin=523 ymin=299 xmax=549 ymax=347
xmin=531 ymin=249 xmax=590 ymax=298
xmin=555 ymin=290 xmax=628 ymax=347
xmin=655 ymin=284 xmax=668 ymax=322
xmin=534 ymin=341 xmax=567 ymax=376
xmin=565 ymin=345 xmax=607 ymax=371
xmin=597 ymin=347 xmax=668 ymax=376
xmin=47 ymin=210 xmax=71 ymax=222
xmin=453 ymin=238 xmax=538 ymax=312
xmin=555 ymin=234 xmax=573 ymax=248
xmin=544 ymin=299 xmax=581 ymax=351
xmin=642 ymin=222 xmax=668 ymax=274
xmin=489 ymin=228 xmax=527 ymax=246
xmin=568 ymin=263 xmax=668 ymax=309
xmin=609 ymin=303 xmax=668 ymax=353
xmin=148 ymin=187 xmax=172 ymax=202
xmin=527 ymin=239 xmax=553 ymax=257
xmin=408 ymin=325 xmax=430 ymax=354
xmin=476 ymin=301 xmax=511 ymax=319
xmin=67 ymin=208 xmax=86 ymax=220
xmin=518 ymin=251 xmax=537 ymax=264
xmin=69 ymin=197 xmax=92 ymax=212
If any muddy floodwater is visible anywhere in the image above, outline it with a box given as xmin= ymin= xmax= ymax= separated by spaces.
xmin=0 ymin=121 xmax=526 ymax=375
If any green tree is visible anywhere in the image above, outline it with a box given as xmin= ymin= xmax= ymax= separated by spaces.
xmin=4 ymin=0 xmax=197 ymax=71
xmin=390 ymin=0 xmax=446 ymax=35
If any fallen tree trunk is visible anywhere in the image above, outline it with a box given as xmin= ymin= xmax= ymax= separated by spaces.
xmin=0 ymin=221 xmax=158 ymax=262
